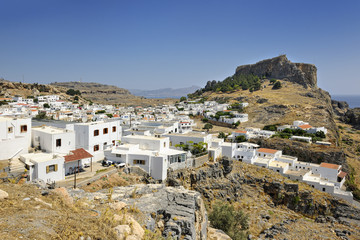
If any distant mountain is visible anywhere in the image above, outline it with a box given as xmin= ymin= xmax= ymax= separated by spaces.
xmin=50 ymin=81 xmax=176 ymax=106
xmin=129 ymin=85 xmax=201 ymax=99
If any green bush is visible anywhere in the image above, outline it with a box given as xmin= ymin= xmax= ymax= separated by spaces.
xmin=209 ymin=201 xmax=249 ymax=240
xmin=203 ymin=123 xmax=213 ymax=130
xmin=66 ymin=88 xmax=81 ymax=96
xmin=272 ymin=81 xmax=282 ymax=89
xmin=235 ymin=135 xmax=246 ymax=143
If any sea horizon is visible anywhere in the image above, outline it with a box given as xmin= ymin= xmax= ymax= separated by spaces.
xmin=332 ymin=94 xmax=360 ymax=108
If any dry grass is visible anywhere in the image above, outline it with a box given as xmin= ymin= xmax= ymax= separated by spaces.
xmin=0 ymin=183 xmax=120 ymax=240
xmin=82 ymin=171 xmax=143 ymax=192
xmin=199 ymin=79 xmax=338 ymax=140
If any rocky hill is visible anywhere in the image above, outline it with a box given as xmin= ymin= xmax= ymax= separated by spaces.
xmin=235 ymin=55 xmax=317 ymax=88
xmin=0 ymin=78 xmax=176 ymax=107
xmin=189 ymin=56 xmax=339 ymax=140
xmin=50 ymin=81 xmax=176 ymax=106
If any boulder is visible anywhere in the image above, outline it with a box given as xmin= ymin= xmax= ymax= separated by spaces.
xmin=113 ymin=225 xmax=131 ymax=240
xmin=0 ymin=189 xmax=9 ymax=200
xmin=53 ymin=187 xmax=73 ymax=206
xmin=207 ymin=227 xmax=232 ymax=240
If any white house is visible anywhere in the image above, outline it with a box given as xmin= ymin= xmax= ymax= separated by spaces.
xmin=70 ymin=120 xmax=122 ymax=161
xmin=164 ymin=132 xmax=213 ymax=149
xmin=104 ymin=135 xmax=187 ymax=180
xmin=32 ymin=126 xmax=75 ymax=154
xmin=0 ymin=116 xmax=31 ymax=160
xmin=22 ymin=153 xmax=65 ymax=183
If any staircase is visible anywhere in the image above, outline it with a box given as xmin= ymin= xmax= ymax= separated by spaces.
xmin=8 ymin=157 xmax=26 ymax=178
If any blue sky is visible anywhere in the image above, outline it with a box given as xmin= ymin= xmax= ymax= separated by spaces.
xmin=0 ymin=0 xmax=359 ymax=95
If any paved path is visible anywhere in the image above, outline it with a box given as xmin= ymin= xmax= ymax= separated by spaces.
xmin=57 ymin=167 xmax=117 ymax=188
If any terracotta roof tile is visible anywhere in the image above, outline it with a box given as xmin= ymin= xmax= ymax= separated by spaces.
xmin=320 ymin=162 xmax=340 ymax=170
xmin=64 ymin=148 xmax=93 ymax=163
xmin=298 ymin=124 xmax=313 ymax=129
xmin=338 ymin=171 xmax=347 ymax=178
xmin=257 ymin=148 xmax=279 ymax=154
xmin=235 ymin=130 xmax=247 ymax=134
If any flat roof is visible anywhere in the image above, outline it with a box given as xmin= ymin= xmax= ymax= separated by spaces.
xmin=284 ymin=169 xmax=309 ymax=177
xmin=122 ymin=135 xmax=166 ymax=140
xmin=269 ymin=160 xmax=289 ymax=168
xmin=22 ymin=153 xmax=60 ymax=163
xmin=165 ymin=132 xmax=209 ymax=138
xmin=32 ymin=125 xmax=72 ymax=134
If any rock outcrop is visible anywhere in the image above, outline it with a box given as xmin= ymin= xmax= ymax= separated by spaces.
xmin=235 ymin=55 xmax=317 ymax=88
xmin=168 ymin=158 xmax=360 ymax=226
xmin=68 ymin=184 xmax=208 ymax=240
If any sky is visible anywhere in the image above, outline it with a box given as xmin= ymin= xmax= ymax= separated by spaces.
xmin=0 ymin=0 xmax=359 ymax=95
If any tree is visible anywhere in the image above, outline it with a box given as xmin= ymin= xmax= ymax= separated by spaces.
xmin=272 ymin=81 xmax=282 ymax=89
xmin=235 ymin=135 xmax=246 ymax=143
xmin=218 ymin=132 xmax=227 ymax=140
xmin=66 ymin=89 xmax=81 ymax=96
xmin=35 ymin=111 xmax=47 ymax=119
xmin=209 ymin=201 xmax=249 ymax=240
xmin=203 ymin=123 xmax=213 ymax=131
xmin=43 ymin=103 xmax=50 ymax=108
xmin=180 ymin=96 xmax=187 ymax=102
xmin=270 ymin=79 xmax=277 ymax=84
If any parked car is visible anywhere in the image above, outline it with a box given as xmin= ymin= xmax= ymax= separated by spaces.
xmin=114 ymin=162 xmax=126 ymax=168
xmin=102 ymin=159 xmax=113 ymax=167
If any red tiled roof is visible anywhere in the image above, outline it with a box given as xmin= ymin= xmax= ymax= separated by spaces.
xmin=235 ymin=130 xmax=247 ymax=134
xmin=298 ymin=124 xmax=313 ymax=129
xmin=257 ymin=148 xmax=279 ymax=154
xmin=320 ymin=162 xmax=340 ymax=170
xmin=64 ymin=148 xmax=93 ymax=163
xmin=338 ymin=171 xmax=347 ymax=178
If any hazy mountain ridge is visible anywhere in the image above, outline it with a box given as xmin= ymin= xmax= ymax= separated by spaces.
xmin=129 ymin=85 xmax=200 ymax=98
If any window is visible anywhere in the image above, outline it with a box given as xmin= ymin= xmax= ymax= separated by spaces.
xmin=104 ymin=142 xmax=107 ymax=146
xmin=94 ymin=145 xmax=99 ymax=151
xmin=46 ymin=164 xmax=58 ymax=173
xmin=21 ymin=125 xmax=27 ymax=133
xmin=164 ymin=142 xmax=166 ymax=148
xmin=8 ymin=127 xmax=13 ymax=133
xmin=133 ymin=159 xmax=145 ymax=165
xmin=94 ymin=129 xmax=99 ymax=136
xmin=112 ymin=126 xmax=116 ymax=132
xmin=103 ymin=128 xmax=108 ymax=134
xmin=56 ymin=139 xmax=61 ymax=147
xmin=322 ymin=188 xmax=326 ymax=192
xmin=116 ymin=154 xmax=121 ymax=158
xmin=112 ymin=140 xmax=115 ymax=146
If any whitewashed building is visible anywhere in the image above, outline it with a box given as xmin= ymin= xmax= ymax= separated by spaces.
xmin=32 ymin=126 xmax=75 ymax=154
xmin=104 ymin=135 xmax=187 ymax=180
xmin=69 ymin=120 xmax=122 ymax=161
xmin=0 ymin=116 xmax=31 ymax=160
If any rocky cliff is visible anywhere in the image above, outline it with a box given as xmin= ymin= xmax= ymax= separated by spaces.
xmin=235 ymin=55 xmax=317 ymax=88
xmin=68 ymin=184 xmax=208 ymax=240
xmin=332 ymin=99 xmax=360 ymax=129
xmin=167 ymin=158 xmax=360 ymax=239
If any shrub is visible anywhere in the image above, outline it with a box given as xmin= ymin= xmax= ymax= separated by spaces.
xmin=235 ymin=135 xmax=246 ymax=143
xmin=209 ymin=201 xmax=249 ymax=240
xmin=66 ymin=89 xmax=81 ymax=96
xmin=203 ymin=123 xmax=213 ymax=130
xmin=272 ymin=81 xmax=282 ymax=89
